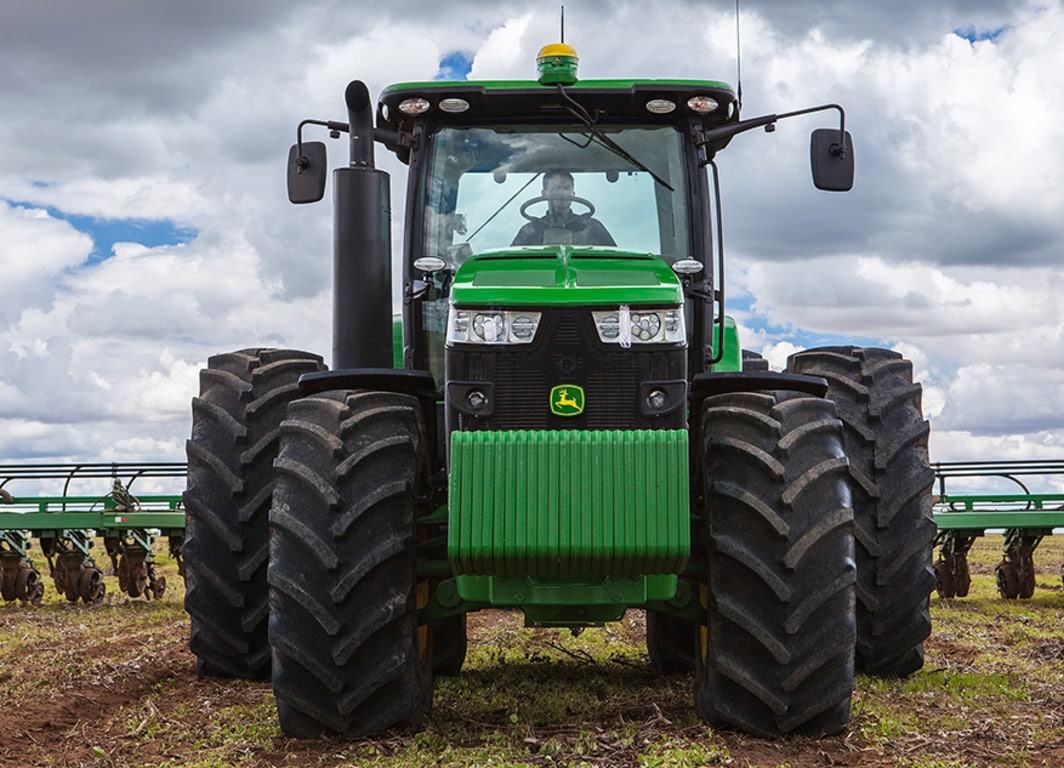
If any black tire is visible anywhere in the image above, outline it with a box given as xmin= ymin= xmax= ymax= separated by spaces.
xmin=16 ymin=566 xmax=44 ymax=606
xmin=787 ymin=346 xmax=934 ymax=678
xmin=949 ymin=552 xmax=971 ymax=598
xmin=78 ymin=566 xmax=106 ymax=605
xmin=0 ymin=563 xmax=15 ymax=602
xmin=996 ymin=560 xmax=1020 ymax=599
xmin=431 ymin=614 xmax=468 ymax=677
xmin=269 ymin=390 xmax=433 ymax=738
xmin=646 ymin=608 xmax=697 ymax=674
xmin=694 ymin=391 xmax=856 ymax=737
xmin=183 ymin=348 xmax=324 ymax=680
xmin=1020 ymin=566 xmax=1036 ymax=599
xmin=933 ymin=559 xmax=955 ymax=599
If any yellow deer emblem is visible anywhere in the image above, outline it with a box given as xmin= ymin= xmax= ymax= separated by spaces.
xmin=550 ymin=384 xmax=585 ymax=416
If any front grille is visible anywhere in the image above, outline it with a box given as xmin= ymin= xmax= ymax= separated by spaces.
xmin=447 ymin=308 xmax=686 ymax=431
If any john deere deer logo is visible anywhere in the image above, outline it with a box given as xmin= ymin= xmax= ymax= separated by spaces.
xmin=550 ymin=384 xmax=585 ymax=416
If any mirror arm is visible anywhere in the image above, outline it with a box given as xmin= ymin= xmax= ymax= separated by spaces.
xmin=295 ymin=119 xmax=349 ymax=172
xmin=694 ymin=114 xmax=778 ymax=160
xmin=695 ymin=103 xmax=848 ymax=160
xmin=294 ymin=120 xmax=415 ymax=172
xmin=776 ymin=103 xmax=847 ymax=158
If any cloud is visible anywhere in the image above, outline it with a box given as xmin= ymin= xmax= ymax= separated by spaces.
xmin=0 ymin=203 xmax=91 ymax=326
xmin=0 ymin=0 xmax=1060 ymax=470
xmin=469 ymin=13 xmax=534 ymax=77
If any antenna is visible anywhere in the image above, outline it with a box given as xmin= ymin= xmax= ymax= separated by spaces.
xmin=735 ymin=0 xmax=743 ymax=111
xmin=560 ymin=5 xmax=565 ymax=43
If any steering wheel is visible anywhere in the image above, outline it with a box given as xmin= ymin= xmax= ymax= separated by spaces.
xmin=519 ymin=194 xmax=596 ymax=222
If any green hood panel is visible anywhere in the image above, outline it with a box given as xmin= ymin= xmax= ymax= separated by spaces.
xmin=451 ymin=247 xmax=683 ymax=307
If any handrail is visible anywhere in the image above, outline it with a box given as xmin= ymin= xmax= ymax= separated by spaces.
xmin=932 ymin=460 xmax=1064 ymax=502
xmin=932 ymin=459 xmax=1064 ymax=530
xmin=0 ymin=462 xmax=187 ymax=496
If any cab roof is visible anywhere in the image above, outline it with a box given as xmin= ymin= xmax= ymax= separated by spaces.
xmin=376 ymin=79 xmax=739 ymax=132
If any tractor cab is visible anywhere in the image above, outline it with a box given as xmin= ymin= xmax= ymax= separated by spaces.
xmin=289 ymin=43 xmax=853 ymax=387
xmin=378 ymin=46 xmax=741 ymax=391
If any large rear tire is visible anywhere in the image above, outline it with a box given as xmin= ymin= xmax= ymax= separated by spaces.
xmin=787 ymin=346 xmax=934 ymax=677
xmin=694 ymin=392 xmax=856 ymax=737
xmin=269 ymin=390 xmax=433 ymax=737
xmin=182 ymin=348 xmax=324 ymax=679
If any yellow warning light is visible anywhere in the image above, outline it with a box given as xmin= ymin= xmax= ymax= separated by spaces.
xmin=537 ymin=42 xmax=579 ymax=85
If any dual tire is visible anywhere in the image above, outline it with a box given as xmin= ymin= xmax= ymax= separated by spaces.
xmin=183 ymin=349 xmax=325 ymax=679
xmin=268 ymin=390 xmax=433 ymax=737
xmin=694 ymin=391 xmax=856 ymax=737
xmin=184 ymin=349 xmax=442 ymax=736
xmin=649 ymin=346 xmax=933 ymax=735
xmin=787 ymin=347 xmax=934 ymax=677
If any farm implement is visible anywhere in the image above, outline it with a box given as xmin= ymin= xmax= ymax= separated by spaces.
xmin=0 ymin=463 xmax=186 ymax=605
xmin=932 ymin=460 xmax=1064 ymax=599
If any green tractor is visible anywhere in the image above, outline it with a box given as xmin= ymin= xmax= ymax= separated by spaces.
xmin=182 ymin=42 xmax=935 ymax=739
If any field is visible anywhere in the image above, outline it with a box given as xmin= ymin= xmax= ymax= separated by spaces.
xmin=3 ymin=535 xmax=1064 ymax=768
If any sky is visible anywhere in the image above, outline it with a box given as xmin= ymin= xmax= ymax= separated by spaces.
xmin=1 ymin=0 xmax=1062 ymax=495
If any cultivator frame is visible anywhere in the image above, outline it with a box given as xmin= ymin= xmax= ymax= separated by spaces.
xmin=0 ymin=463 xmax=186 ymax=605
xmin=932 ymin=460 xmax=1064 ymax=599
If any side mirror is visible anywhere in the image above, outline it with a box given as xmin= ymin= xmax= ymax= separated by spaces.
xmin=287 ymin=141 xmax=328 ymax=203
xmin=810 ymin=128 xmax=855 ymax=191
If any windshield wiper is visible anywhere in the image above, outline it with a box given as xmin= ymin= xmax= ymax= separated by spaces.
xmin=556 ymin=85 xmax=674 ymax=192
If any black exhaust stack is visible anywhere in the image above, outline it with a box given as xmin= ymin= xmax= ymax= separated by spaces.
xmin=332 ymin=80 xmax=392 ymax=370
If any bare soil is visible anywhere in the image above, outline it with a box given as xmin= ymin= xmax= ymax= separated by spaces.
xmin=3 ymin=536 xmax=1064 ymax=768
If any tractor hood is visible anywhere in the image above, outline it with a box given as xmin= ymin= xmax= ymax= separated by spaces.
xmin=449 ymin=246 xmax=683 ymax=307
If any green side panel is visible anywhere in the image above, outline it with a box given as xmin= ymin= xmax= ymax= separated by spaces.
xmin=448 ymin=429 xmax=689 ymax=582
xmin=450 ymin=248 xmax=683 ymax=307
xmin=454 ymin=573 xmax=678 ymax=611
xmin=0 ymin=494 xmax=184 ymax=532
xmin=710 ymin=315 xmax=743 ymax=372
xmin=0 ymin=510 xmax=185 ymax=532
xmin=933 ymin=493 xmax=1064 ymax=530
xmin=933 ymin=510 xmax=1064 ymax=530
xmin=392 ymin=314 xmax=403 ymax=368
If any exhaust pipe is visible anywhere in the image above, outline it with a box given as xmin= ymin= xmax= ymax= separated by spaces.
xmin=332 ymin=80 xmax=393 ymax=370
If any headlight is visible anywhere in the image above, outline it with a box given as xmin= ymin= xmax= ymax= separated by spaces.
xmin=592 ymin=307 xmax=685 ymax=346
xmin=447 ymin=309 xmax=542 ymax=345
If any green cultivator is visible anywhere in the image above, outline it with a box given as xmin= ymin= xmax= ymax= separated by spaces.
xmin=0 ymin=463 xmax=186 ymax=605
xmin=932 ymin=460 xmax=1064 ymax=599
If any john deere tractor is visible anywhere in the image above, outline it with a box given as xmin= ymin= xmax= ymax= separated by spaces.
xmin=182 ymin=42 xmax=934 ymax=739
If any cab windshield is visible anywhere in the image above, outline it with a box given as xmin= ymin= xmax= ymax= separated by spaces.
xmin=416 ymin=124 xmax=692 ymax=385
xmin=421 ymin=125 xmax=691 ymax=263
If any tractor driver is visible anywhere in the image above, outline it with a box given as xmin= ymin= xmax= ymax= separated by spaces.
xmin=511 ymin=170 xmax=616 ymax=247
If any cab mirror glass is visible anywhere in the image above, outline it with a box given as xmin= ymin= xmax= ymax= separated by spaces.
xmin=287 ymin=141 xmax=328 ymax=203
xmin=810 ymin=129 xmax=854 ymax=192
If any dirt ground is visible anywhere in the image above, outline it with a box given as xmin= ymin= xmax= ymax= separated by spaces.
xmin=4 ymin=541 xmax=1064 ymax=768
